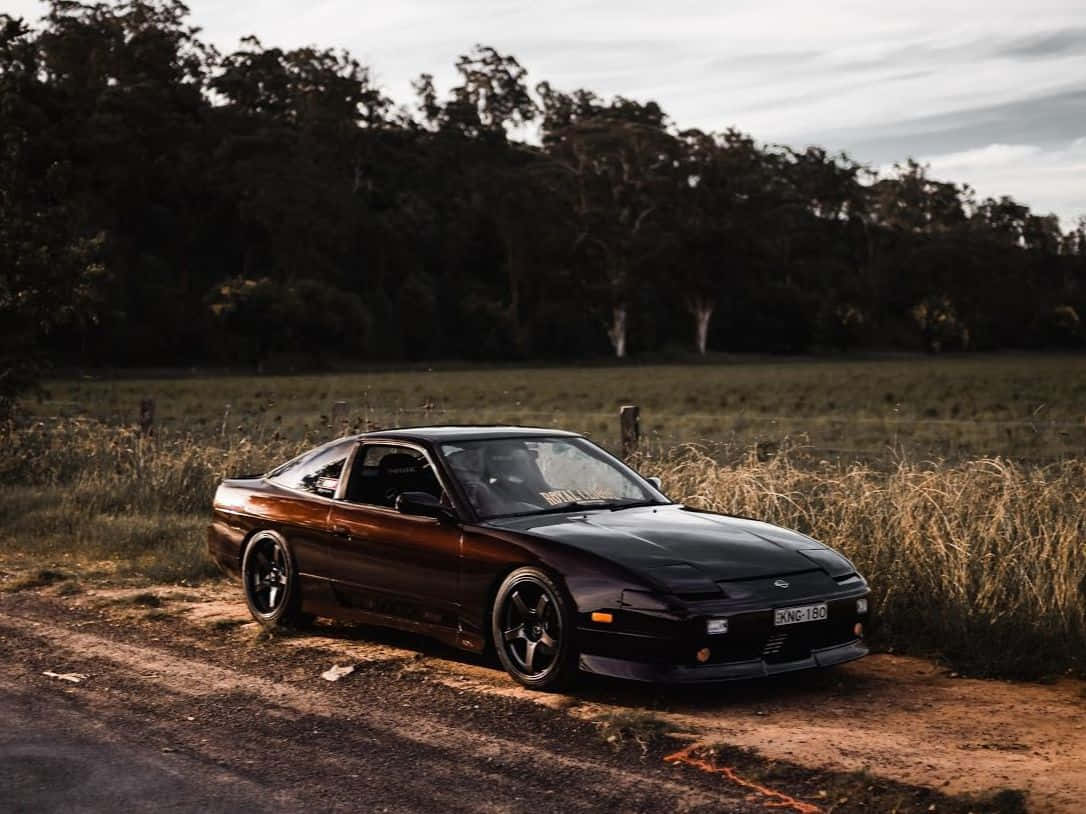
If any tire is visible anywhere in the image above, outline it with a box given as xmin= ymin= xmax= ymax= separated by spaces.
xmin=241 ymin=532 xmax=311 ymax=631
xmin=491 ymin=567 xmax=579 ymax=691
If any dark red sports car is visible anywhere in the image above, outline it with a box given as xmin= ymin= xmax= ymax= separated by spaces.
xmin=209 ymin=426 xmax=869 ymax=690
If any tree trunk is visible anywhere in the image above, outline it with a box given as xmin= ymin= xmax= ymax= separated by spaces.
xmin=691 ymin=298 xmax=715 ymax=355
xmin=502 ymin=231 xmax=524 ymax=353
xmin=608 ymin=304 xmax=628 ymax=358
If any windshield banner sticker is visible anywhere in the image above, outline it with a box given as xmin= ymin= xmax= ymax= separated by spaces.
xmin=540 ymin=487 xmax=613 ymax=505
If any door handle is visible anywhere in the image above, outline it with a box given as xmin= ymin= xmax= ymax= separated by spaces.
xmin=331 ymin=524 xmax=350 ymax=538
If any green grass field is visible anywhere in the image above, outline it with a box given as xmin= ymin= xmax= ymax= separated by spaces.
xmin=32 ymin=354 xmax=1086 ymax=461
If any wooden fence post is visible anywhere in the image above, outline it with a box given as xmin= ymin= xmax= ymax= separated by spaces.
xmin=331 ymin=400 xmax=348 ymax=430
xmin=138 ymin=397 xmax=155 ymax=436
xmin=620 ymin=404 xmax=640 ymax=458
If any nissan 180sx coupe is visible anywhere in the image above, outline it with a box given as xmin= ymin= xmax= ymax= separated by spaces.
xmin=209 ymin=426 xmax=870 ymax=690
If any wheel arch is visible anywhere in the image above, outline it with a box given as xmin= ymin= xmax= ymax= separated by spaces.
xmin=239 ymin=526 xmax=288 ymax=568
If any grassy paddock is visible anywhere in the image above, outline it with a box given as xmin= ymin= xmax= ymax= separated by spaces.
xmin=2 ymin=419 xmax=1083 ymax=678
xmin=30 ymin=354 xmax=1086 ymax=461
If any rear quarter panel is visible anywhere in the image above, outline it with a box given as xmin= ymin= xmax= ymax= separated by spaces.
xmin=208 ymin=479 xmax=331 ymax=579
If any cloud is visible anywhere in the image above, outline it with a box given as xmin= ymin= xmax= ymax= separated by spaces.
xmin=999 ymin=26 xmax=1086 ymax=59
xmin=919 ymin=143 xmax=1043 ymax=169
xmin=807 ymin=88 xmax=1086 ymax=161
xmin=910 ymin=139 xmax=1086 ymax=226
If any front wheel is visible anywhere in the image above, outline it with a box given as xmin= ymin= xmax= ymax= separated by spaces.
xmin=241 ymin=532 xmax=310 ymax=630
xmin=491 ymin=567 xmax=579 ymax=691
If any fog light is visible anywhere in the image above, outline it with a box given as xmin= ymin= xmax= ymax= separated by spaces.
xmin=856 ymin=598 xmax=868 ymax=615
xmin=854 ymin=622 xmax=864 ymax=638
xmin=696 ymin=647 xmax=711 ymax=663
xmin=706 ymin=618 xmax=728 ymax=635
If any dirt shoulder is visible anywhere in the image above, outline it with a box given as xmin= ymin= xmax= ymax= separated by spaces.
xmin=3 ymin=576 xmax=1079 ymax=812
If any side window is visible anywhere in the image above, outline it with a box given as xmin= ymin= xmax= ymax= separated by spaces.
xmin=344 ymin=444 xmax=442 ymax=507
xmin=270 ymin=442 xmax=352 ymax=498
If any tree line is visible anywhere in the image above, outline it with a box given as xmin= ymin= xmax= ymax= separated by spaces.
xmin=2 ymin=1 xmax=1083 ymax=408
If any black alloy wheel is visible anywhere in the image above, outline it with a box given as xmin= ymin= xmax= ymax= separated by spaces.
xmin=492 ymin=567 xmax=578 ymax=691
xmin=242 ymin=532 xmax=310 ymax=630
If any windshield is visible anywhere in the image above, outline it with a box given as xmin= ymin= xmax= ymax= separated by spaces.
xmin=439 ymin=436 xmax=667 ymax=520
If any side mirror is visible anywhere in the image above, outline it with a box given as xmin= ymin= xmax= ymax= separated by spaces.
xmin=396 ymin=491 xmax=453 ymax=521
xmin=646 ymin=476 xmax=663 ymax=491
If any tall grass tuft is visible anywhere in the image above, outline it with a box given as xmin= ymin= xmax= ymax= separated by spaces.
xmin=0 ymin=419 xmax=306 ymax=583
xmin=651 ymin=444 xmax=1086 ymax=677
xmin=2 ymin=420 xmax=1083 ymax=677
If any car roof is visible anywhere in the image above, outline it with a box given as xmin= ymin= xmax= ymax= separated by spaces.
xmin=353 ymin=425 xmax=583 ymax=444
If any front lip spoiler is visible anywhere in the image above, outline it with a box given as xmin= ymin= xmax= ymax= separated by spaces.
xmin=578 ymin=639 xmax=868 ymax=684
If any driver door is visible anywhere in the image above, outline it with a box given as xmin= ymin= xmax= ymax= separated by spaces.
xmin=326 ymin=443 xmax=462 ymax=632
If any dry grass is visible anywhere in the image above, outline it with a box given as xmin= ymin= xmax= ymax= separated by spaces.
xmin=595 ymin=710 xmax=672 ymax=754
xmin=1 ymin=568 xmax=72 ymax=592
xmin=0 ymin=419 xmax=298 ymax=585
xmin=647 ymin=444 xmax=1086 ymax=677
xmin=1 ymin=419 xmax=1083 ymax=677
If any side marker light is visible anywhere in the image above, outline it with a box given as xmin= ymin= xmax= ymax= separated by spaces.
xmin=591 ymin=612 xmax=613 ymax=624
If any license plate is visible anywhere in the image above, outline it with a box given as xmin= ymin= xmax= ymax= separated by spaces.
xmin=774 ymin=603 xmax=828 ymax=626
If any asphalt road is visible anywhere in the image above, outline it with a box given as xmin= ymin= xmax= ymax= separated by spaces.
xmin=1 ymin=692 xmax=276 ymax=814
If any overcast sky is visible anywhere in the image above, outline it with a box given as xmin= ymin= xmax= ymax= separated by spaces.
xmin=8 ymin=0 xmax=1085 ymax=228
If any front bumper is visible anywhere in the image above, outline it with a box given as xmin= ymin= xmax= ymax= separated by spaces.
xmin=579 ymin=638 xmax=868 ymax=683
xmin=574 ymin=585 xmax=870 ymax=683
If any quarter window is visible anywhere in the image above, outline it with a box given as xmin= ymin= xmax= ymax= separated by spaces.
xmin=269 ymin=441 xmax=352 ymax=498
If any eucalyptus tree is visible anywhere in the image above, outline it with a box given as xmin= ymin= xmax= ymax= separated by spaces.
xmin=671 ymin=128 xmax=786 ymax=353
xmin=2 ymin=1 xmax=1084 ymax=377
xmin=539 ymin=87 xmax=678 ymax=357
xmin=782 ymin=146 xmax=876 ymax=347
xmin=0 ymin=13 xmax=105 ymax=413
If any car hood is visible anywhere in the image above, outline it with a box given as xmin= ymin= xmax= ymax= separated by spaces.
xmin=485 ymin=505 xmax=851 ymax=593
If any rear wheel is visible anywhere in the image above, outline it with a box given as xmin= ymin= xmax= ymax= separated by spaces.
xmin=242 ymin=532 xmax=310 ymax=630
xmin=492 ymin=567 xmax=579 ymax=691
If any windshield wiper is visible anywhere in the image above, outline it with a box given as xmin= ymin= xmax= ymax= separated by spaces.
xmin=488 ymin=498 xmax=668 ymax=520
xmin=490 ymin=499 xmax=618 ymax=519
xmin=608 ymin=499 xmax=665 ymax=512
xmin=532 ymin=499 xmax=615 ymax=515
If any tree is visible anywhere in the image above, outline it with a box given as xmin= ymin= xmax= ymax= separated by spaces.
xmin=541 ymin=90 xmax=677 ymax=357
xmin=1 ymin=4 xmax=1083 ymax=382
xmin=782 ymin=147 xmax=875 ymax=348
xmin=0 ymin=14 xmax=106 ymax=414
xmin=208 ymin=277 xmax=371 ymax=367
xmin=672 ymin=129 xmax=783 ymax=353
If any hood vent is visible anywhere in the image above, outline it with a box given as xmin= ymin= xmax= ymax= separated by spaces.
xmin=834 ymin=572 xmax=864 ymax=585
xmin=800 ymin=548 xmax=856 ymax=578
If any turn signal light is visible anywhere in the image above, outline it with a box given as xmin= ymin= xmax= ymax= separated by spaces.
xmin=854 ymin=622 xmax=864 ymax=638
xmin=696 ymin=647 xmax=711 ymax=663
xmin=591 ymin=611 xmax=613 ymax=624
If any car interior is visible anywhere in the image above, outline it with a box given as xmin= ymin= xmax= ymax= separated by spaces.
xmin=344 ymin=445 xmax=443 ymax=508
